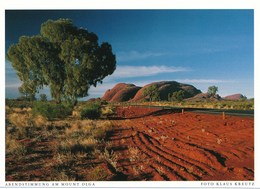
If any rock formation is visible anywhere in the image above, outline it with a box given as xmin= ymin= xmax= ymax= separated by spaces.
xmin=102 ymin=81 xmax=201 ymax=102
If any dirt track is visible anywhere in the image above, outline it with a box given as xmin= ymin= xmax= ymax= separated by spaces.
xmin=109 ymin=106 xmax=254 ymax=181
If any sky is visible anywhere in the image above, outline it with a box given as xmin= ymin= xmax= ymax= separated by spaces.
xmin=5 ymin=10 xmax=254 ymax=100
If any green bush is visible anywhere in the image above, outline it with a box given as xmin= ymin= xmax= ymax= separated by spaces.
xmin=6 ymin=99 xmax=33 ymax=109
xmin=32 ymin=102 xmax=72 ymax=120
xmin=80 ymin=102 xmax=101 ymax=119
xmin=39 ymin=94 xmax=48 ymax=102
xmin=168 ymin=90 xmax=185 ymax=102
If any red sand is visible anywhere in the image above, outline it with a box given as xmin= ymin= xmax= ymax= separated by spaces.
xmin=6 ymin=106 xmax=254 ymax=181
xmin=110 ymin=106 xmax=254 ymax=181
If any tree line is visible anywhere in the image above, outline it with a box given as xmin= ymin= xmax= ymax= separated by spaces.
xmin=142 ymin=85 xmax=221 ymax=102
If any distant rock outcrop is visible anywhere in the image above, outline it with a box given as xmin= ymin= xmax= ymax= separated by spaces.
xmin=185 ymin=93 xmax=222 ymax=101
xmin=224 ymin=94 xmax=246 ymax=100
xmin=102 ymin=83 xmax=141 ymax=102
xmin=131 ymin=81 xmax=201 ymax=102
xmin=102 ymin=81 xmax=201 ymax=102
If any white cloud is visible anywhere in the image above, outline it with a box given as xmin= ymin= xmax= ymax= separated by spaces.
xmin=176 ymin=79 xmax=235 ymax=84
xmin=89 ymin=82 xmax=117 ymax=95
xmin=5 ymin=82 xmax=22 ymax=89
xmin=117 ymin=51 xmax=166 ymax=62
xmin=110 ymin=65 xmax=189 ymax=79
xmin=79 ymin=82 xmax=116 ymax=100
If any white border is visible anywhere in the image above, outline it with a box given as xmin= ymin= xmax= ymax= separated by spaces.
xmin=1 ymin=0 xmax=259 ymax=188
xmin=1 ymin=0 xmax=258 ymax=9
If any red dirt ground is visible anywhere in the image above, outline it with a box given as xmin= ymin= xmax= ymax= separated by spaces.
xmin=6 ymin=106 xmax=254 ymax=181
xmin=109 ymin=106 xmax=254 ymax=181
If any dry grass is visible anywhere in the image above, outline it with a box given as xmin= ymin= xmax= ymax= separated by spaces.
xmin=85 ymin=166 xmax=109 ymax=181
xmin=217 ymin=138 xmax=222 ymax=144
xmin=187 ymin=166 xmax=194 ymax=173
xmin=52 ymin=152 xmax=76 ymax=168
xmin=49 ymin=153 xmax=77 ymax=181
xmin=80 ymin=138 xmax=98 ymax=148
xmin=6 ymin=106 xmax=118 ymax=181
xmin=15 ymin=127 xmax=30 ymax=139
xmin=53 ymin=171 xmax=76 ymax=181
xmin=99 ymin=148 xmax=118 ymax=171
xmin=101 ymin=105 xmax=115 ymax=118
xmin=128 ymin=146 xmax=140 ymax=162
xmin=56 ymin=120 xmax=114 ymax=155
xmin=32 ymin=115 xmax=48 ymax=127
xmin=57 ymin=138 xmax=98 ymax=154
xmin=67 ymin=120 xmax=94 ymax=131
xmin=64 ymin=120 xmax=95 ymax=140
xmin=6 ymin=135 xmax=27 ymax=156
xmin=7 ymin=112 xmax=32 ymax=127
xmin=160 ymin=135 xmax=169 ymax=142
xmin=155 ymin=166 xmax=164 ymax=175
xmin=133 ymin=165 xmax=144 ymax=176
xmin=72 ymin=110 xmax=81 ymax=118
xmin=92 ymin=121 xmax=114 ymax=139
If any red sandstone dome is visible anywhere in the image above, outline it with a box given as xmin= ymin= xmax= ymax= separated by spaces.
xmin=224 ymin=94 xmax=247 ymax=100
xmin=102 ymin=83 xmax=141 ymax=102
xmin=102 ymin=81 xmax=201 ymax=102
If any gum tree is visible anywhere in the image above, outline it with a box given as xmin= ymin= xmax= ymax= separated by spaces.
xmin=143 ymin=85 xmax=160 ymax=102
xmin=7 ymin=18 xmax=116 ymax=104
xmin=207 ymin=86 xmax=218 ymax=96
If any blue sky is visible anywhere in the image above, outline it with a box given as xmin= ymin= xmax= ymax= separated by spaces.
xmin=5 ymin=10 xmax=254 ymax=100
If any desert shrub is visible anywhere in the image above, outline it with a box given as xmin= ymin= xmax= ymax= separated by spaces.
xmin=57 ymin=138 xmax=98 ymax=154
xmin=92 ymin=128 xmax=107 ymax=139
xmin=52 ymin=152 xmax=76 ymax=170
xmin=101 ymin=105 xmax=115 ymax=118
xmin=57 ymin=140 xmax=75 ymax=154
xmin=85 ymin=166 xmax=109 ymax=181
xmin=53 ymin=171 xmax=76 ymax=181
xmin=6 ymin=135 xmax=27 ymax=155
xmin=32 ymin=115 xmax=48 ymax=127
xmin=99 ymin=148 xmax=118 ymax=171
xmin=128 ymin=146 xmax=141 ymax=162
xmin=77 ymin=138 xmax=99 ymax=152
xmin=32 ymin=102 xmax=72 ymax=120
xmin=143 ymin=85 xmax=160 ymax=102
xmin=101 ymin=105 xmax=116 ymax=118
xmin=168 ymin=90 xmax=185 ymax=102
xmin=15 ymin=126 xmax=32 ymax=139
xmin=80 ymin=108 xmax=100 ymax=119
xmin=92 ymin=121 xmax=114 ymax=139
xmin=65 ymin=121 xmax=94 ymax=139
xmin=39 ymin=94 xmax=47 ymax=102
xmin=80 ymin=102 xmax=101 ymax=119
xmin=6 ymin=99 xmax=33 ymax=109
xmin=7 ymin=112 xmax=32 ymax=127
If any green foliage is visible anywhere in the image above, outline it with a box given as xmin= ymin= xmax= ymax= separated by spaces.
xmin=7 ymin=18 xmax=116 ymax=104
xmin=207 ymin=86 xmax=218 ymax=96
xmin=32 ymin=101 xmax=72 ymax=120
xmin=39 ymin=94 xmax=47 ymax=102
xmin=6 ymin=99 xmax=34 ymax=109
xmin=143 ymin=85 xmax=160 ymax=102
xmin=80 ymin=102 xmax=101 ymax=119
xmin=18 ymin=82 xmax=36 ymax=101
xmin=168 ymin=90 xmax=185 ymax=102
xmin=240 ymin=95 xmax=247 ymax=100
